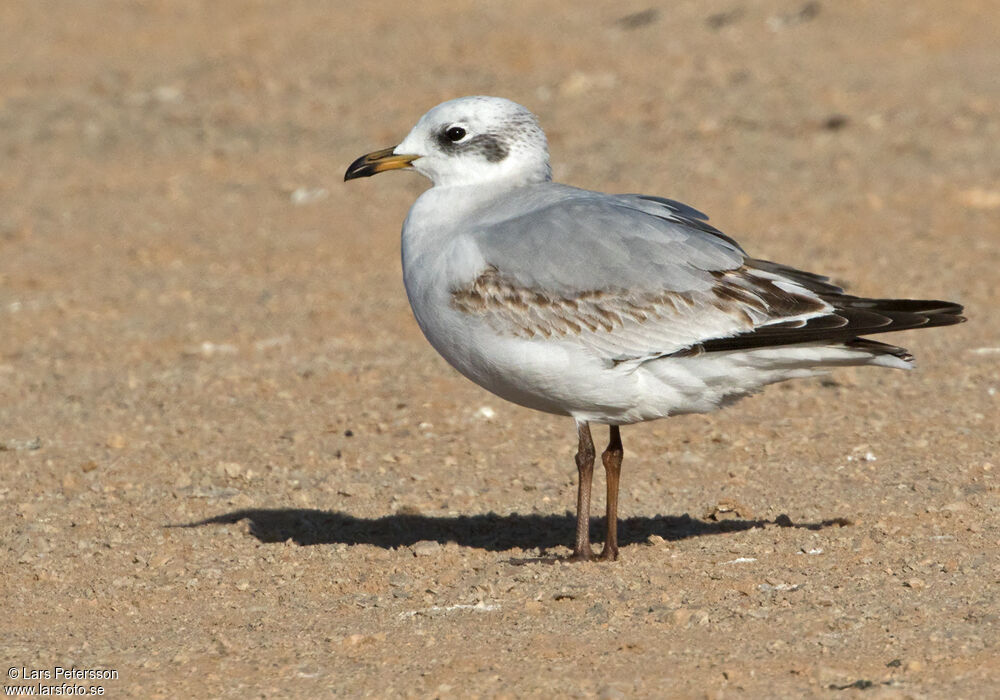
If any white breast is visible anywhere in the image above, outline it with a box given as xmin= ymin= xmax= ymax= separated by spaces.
xmin=400 ymin=187 xmax=640 ymax=419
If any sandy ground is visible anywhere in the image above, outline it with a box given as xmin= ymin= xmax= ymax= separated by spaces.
xmin=2 ymin=1 xmax=998 ymax=697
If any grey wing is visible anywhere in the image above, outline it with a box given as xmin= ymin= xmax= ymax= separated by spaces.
xmin=457 ymin=186 xmax=832 ymax=363
xmin=471 ymin=186 xmax=746 ymax=295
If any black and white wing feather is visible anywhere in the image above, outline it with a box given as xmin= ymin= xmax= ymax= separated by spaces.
xmin=453 ymin=184 xmax=964 ymax=366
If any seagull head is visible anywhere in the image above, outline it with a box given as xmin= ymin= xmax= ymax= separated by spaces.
xmin=345 ymin=96 xmax=551 ymax=188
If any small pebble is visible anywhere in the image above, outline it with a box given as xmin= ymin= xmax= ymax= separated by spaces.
xmin=598 ymin=685 xmax=626 ymax=700
xmin=411 ymin=540 xmax=442 ymax=557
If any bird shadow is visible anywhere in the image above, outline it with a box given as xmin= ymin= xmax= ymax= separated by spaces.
xmin=174 ymin=508 xmax=851 ymax=555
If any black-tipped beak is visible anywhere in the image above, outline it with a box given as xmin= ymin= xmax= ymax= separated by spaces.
xmin=344 ymin=147 xmax=419 ymax=181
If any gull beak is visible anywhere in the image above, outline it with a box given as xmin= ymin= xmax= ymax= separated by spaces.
xmin=344 ymin=147 xmax=419 ymax=181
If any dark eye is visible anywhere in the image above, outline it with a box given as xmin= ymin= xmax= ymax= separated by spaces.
xmin=445 ymin=126 xmax=467 ymax=142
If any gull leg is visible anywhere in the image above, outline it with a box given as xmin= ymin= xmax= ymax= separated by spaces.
xmin=570 ymin=420 xmax=595 ymax=561
xmin=599 ymin=425 xmax=624 ymax=561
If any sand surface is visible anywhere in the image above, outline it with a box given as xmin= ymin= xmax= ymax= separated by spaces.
xmin=2 ymin=1 xmax=997 ymax=697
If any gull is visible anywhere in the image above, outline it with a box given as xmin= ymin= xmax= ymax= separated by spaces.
xmin=344 ymin=96 xmax=964 ymax=561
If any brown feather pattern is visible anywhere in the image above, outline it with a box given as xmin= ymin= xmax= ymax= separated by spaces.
xmin=451 ymin=261 xmax=965 ymax=361
xmin=451 ymin=264 xmax=824 ymax=342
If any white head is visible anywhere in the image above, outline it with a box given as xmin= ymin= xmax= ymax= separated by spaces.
xmin=345 ymin=96 xmax=551 ymax=188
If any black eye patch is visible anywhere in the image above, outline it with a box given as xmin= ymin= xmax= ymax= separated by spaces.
xmin=436 ymin=130 xmax=509 ymax=163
